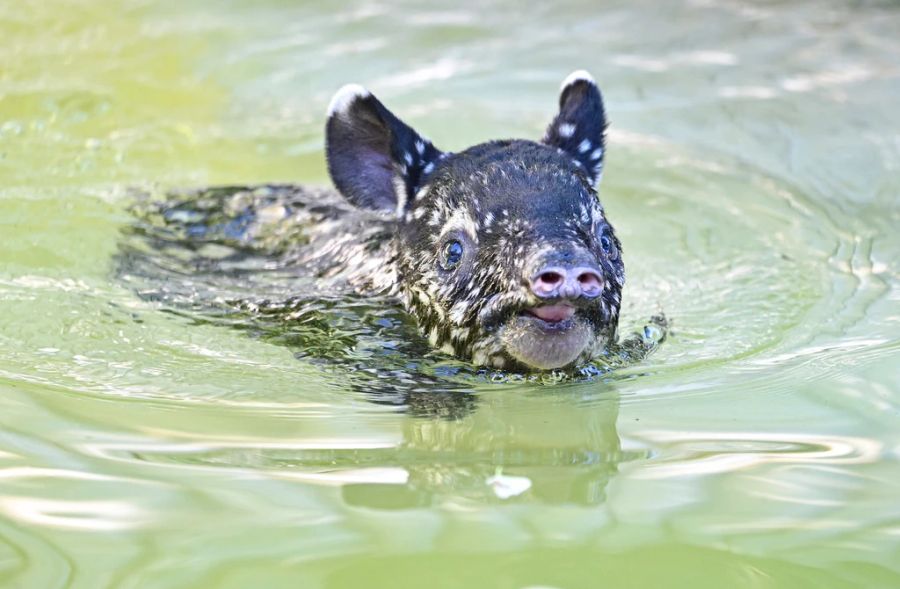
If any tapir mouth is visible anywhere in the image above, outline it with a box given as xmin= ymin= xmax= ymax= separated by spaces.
xmin=523 ymin=304 xmax=576 ymax=325
xmin=502 ymin=304 xmax=593 ymax=370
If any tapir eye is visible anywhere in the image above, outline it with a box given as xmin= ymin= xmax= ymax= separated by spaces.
xmin=599 ymin=230 xmax=618 ymax=260
xmin=600 ymin=234 xmax=612 ymax=252
xmin=440 ymin=239 xmax=464 ymax=270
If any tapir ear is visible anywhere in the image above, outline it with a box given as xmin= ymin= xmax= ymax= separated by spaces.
xmin=542 ymin=70 xmax=607 ymax=185
xmin=325 ymin=84 xmax=444 ymax=214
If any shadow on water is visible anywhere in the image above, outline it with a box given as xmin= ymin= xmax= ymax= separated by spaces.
xmin=114 ymin=184 xmax=667 ymax=418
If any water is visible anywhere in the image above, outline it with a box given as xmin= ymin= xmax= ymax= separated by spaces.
xmin=1 ymin=1 xmax=898 ymax=587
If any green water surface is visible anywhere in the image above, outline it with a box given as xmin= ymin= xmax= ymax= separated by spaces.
xmin=1 ymin=1 xmax=898 ymax=587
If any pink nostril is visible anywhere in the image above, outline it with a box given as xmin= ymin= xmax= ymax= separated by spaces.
xmin=532 ymin=269 xmax=565 ymax=297
xmin=577 ymin=270 xmax=603 ymax=298
xmin=539 ymin=271 xmax=564 ymax=286
xmin=532 ymin=266 xmax=603 ymax=299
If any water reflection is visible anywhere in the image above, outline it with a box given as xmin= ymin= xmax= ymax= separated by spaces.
xmin=343 ymin=391 xmax=632 ymax=508
xmin=0 ymin=463 xmax=160 ymax=532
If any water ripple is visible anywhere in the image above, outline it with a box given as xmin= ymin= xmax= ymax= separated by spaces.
xmin=630 ymin=431 xmax=885 ymax=480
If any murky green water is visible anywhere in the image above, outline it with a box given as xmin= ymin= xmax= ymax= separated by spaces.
xmin=2 ymin=1 xmax=898 ymax=587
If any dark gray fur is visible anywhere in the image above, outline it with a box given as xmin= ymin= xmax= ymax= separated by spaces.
xmin=314 ymin=72 xmax=624 ymax=370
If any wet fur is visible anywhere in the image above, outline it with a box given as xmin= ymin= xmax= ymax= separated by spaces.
xmin=317 ymin=71 xmax=624 ymax=370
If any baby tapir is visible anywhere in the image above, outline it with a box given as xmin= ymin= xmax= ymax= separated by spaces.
xmin=323 ymin=70 xmax=624 ymax=371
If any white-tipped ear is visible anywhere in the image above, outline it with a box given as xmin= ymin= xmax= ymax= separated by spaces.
xmin=559 ymin=69 xmax=595 ymax=91
xmin=325 ymin=84 xmax=444 ymax=213
xmin=327 ymin=84 xmax=371 ymax=117
xmin=542 ymin=70 xmax=607 ymax=185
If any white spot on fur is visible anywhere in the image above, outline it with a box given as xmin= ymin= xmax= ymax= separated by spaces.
xmin=393 ymin=176 xmax=408 ymax=217
xmin=452 ymin=327 xmax=470 ymax=341
xmin=327 ymin=84 xmax=370 ymax=117
xmin=415 ymin=140 xmax=425 ymax=155
xmin=558 ymin=123 xmax=576 ymax=138
xmin=423 ymin=162 xmax=435 ymax=174
xmin=590 ymin=147 xmax=603 ymax=160
xmin=578 ymin=139 xmax=592 ymax=153
xmin=440 ymin=208 xmax=479 ymax=244
xmin=449 ymin=301 xmax=469 ymax=325
xmin=404 ymin=152 xmax=413 ymax=166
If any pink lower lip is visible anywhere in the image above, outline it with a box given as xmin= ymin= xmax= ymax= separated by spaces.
xmin=527 ymin=304 xmax=575 ymax=322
